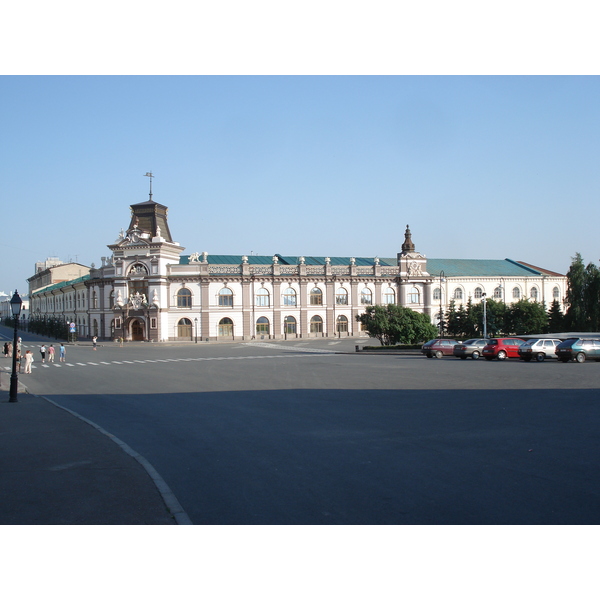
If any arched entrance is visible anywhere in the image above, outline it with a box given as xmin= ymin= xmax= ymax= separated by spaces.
xmin=131 ymin=319 xmax=145 ymax=341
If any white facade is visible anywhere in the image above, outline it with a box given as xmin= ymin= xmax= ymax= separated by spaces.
xmin=28 ymin=200 xmax=567 ymax=342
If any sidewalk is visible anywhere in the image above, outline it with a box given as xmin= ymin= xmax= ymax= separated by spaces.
xmin=0 ymin=372 xmax=190 ymax=525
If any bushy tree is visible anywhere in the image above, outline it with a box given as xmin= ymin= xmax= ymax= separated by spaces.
xmin=505 ymin=299 xmax=548 ymax=335
xmin=356 ymin=305 xmax=438 ymax=346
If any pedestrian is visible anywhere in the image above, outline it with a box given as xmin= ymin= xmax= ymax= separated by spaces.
xmin=40 ymin=344 xmax=47 ymax=363
xmin=16 ymin=348 xmax=22 ymax=373
xmin=92 ymin=336 xmax=98 ymax=350
xmin=3 ymin=342 xmax=8 ymax=358
xmin=24 ymin=350 xmax=34 ymax=374
xmin=48 ymin=344 xmax=55 ymax=362
xmin=7 ymin=342 xmax=12 ymax=358
xmin=59 ymin=343 xmax=66 ymax=362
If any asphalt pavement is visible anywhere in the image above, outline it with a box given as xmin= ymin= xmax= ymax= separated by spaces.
xmin=0 ymin=369 xmax=191 ymax=525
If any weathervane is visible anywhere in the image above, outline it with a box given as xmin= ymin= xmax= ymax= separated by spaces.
xmin=144 ymin=171 xmax=154 ymax=201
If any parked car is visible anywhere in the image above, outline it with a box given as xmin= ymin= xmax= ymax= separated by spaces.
xmin=421 ymin=339 xmax=458 ymax=358
xmin=482 ymin=338 xmax=525 ymax=360
xmin=453 ymin=338 xmax=488 ymax=360
xmin=555 ymin=338 xmax=600 ymax=363
xmin=517 ymin=338 xmax=563 ymax=362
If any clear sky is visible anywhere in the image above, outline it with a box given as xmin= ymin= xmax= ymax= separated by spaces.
xmin=2 ymin=74 xmax=599 ymax=293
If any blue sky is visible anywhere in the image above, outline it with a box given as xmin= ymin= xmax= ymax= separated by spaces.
xmin=2 ymin=74 xmax=599 ymax=293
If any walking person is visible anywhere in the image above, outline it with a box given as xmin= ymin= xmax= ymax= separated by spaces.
xmin=48 ymin=344 xmax=55 ymax=362
xmin=92 ymin=336 xmax=98 ymax=350
xmin=24 ymin=350 xmax=34 ymax=374
xmin=16 ymin=348 xmax=22 ymax=373
xmin=59 ymin=343 xmax=66 ymax=362
xmin=7 ymin=342 xmax=12 ymax=358
xmin=40 ymin=344 xmax=47 ymax=363
xmin=3 ymin=342 xmax=8 ymax=359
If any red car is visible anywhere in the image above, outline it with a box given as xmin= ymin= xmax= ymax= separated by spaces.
xmin=421 ymin=339 xmax=458 ymax=358
xmin=482 ymin=338 xmax=525 ymax=361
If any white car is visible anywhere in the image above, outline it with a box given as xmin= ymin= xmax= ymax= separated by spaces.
xmin=517 ymin=338 xmax=563 ymax=362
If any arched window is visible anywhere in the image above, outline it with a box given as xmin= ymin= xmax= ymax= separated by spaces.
xmin=383 ymin=287 xmax=395 ymax=304
xmin=177 ymin=318 xmax=193 ymax=339
xmin=256 ymin=288 xmax=270 ymax=307
xmin=336 ymin=315 xmax=348 ymax=333
xmin=218 ymin=287 xmax=233 ymax=307
xmin=474 ymin=287 xmax=483 ymax=299
xmin=530 ymin=287 xmax=538 ymax=300
xmin=283 ymin=287 xmax=297 ymax=306
xmin=93 ymin=319 xmax=99 ymax=337
xmin=454 ymin=287 xmax=463 ymax=301
xmin=310 ymin=315 xmax=323 ymax=333
xmin=256 ymin=316 xmax=270 ymax=335
xmin=92 ymin=291 xmax=98 ymax=309
xmin=513 ymin=287 xmax=521 ymax=300
xmin=553 ymin=286 xmax=560 ymax=300
xmin=336 ymin=288 xmax=348 ymax=305
xmin=408 ymin=287 xmax=420 ymax=304
xmin=433 ymin=287 xmax=442 ymax=301
xmin=284 ymin=316 xmax=297 ymax=334
xmin=494 ymin=286 xmax=503 ymax=299
xmin=360 ymin=288 xmax=373 ymax=305
xmin=310 ymin=287 xmax=323 ymax=306
xmin=218 ymin=317 xmax=234 ymax=336
xmin=177 ymin=288 xmax=192 ymax=308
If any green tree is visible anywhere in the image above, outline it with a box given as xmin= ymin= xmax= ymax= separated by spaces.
xmin=506 ymin=299 xmax=548 ymax=335
xmin=565 ymin=253 xmax=586 ymax=330
xmin=547 ymin=299 xmax=565 ymax=333
xmin=445 ymin=300 xmax=460 ymax=338
xmin=583 ymin=262 xmax=600 ymax=331
xmin=356 ymin=304 xmax=438 ymax=346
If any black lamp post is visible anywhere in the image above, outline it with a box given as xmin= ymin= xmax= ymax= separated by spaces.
xmin=194 ymin=318 xmax=198 ymax=344
xmin=9 ymin=290 xmax=23 ymax=403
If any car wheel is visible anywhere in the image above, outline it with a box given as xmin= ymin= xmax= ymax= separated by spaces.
xmin=536 ymin=353 xmax=545 ymax=362
xmin=497 ymin=350 xmax=507 ymax=360
xmin=435 ymin=350 xmax=443 ymax=359
xmin=472 ymin=351 xmax=480 ymax=360
xmin=576 ymin=352 xmax=586 ymax=363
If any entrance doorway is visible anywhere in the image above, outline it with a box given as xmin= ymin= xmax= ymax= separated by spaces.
xmin=131 ymin=319 xmax=145 ymax=341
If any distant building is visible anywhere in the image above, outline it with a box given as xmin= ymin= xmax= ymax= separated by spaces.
xmin=28 ymin=198 xmax=567 ymax=341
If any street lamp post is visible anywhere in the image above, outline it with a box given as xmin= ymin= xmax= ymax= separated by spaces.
xmin=439 ymin=270 xmax=446 ymax=337
xmin=9 ymin=291 xmax=23 ymax=403
xmin=482 ymin=293 xmax=487 ymax=339
xmin=194 ymin=318 xmax=198 ymax=344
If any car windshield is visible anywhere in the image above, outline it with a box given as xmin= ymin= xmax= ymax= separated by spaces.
xmin=521 ymin=341 xmax=536 ymax=348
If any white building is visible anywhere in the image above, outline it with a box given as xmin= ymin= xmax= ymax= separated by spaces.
xmin=28 ymin=198 xmax=567 ymax=342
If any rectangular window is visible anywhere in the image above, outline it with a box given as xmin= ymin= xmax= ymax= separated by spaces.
xmin=151 ymin=318 xmax=157 ymax=329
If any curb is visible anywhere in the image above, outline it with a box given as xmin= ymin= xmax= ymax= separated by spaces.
xmin=1 ymin=369 xmax=193 ymax=525
xmin=39 ymin=395 xmax=193 ymax=525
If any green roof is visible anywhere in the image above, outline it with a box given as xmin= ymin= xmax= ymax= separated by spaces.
xmin=425 ymin=258 xmax=542 ymax=277
xmin=32 ymin=275 xmax=91 ymax=296
xmin=179 ymin=254 xmax=555 ymax=277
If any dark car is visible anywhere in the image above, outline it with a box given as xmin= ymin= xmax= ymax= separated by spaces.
xmin=421 ymin=339 xmax=458 ymax=358
xmin=517 ymin=338 xmax=563 ymax=362
xmin=556 ymin=338 xmax=600 ymax=363
xmin=453 ymin=338 xmax=487 ymax=360
xmin=482 ymin=337 xmax=525 ymax=360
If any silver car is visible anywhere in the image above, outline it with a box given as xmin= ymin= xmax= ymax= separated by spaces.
xmin=517 ymin=338 xmax=563 ymax=362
